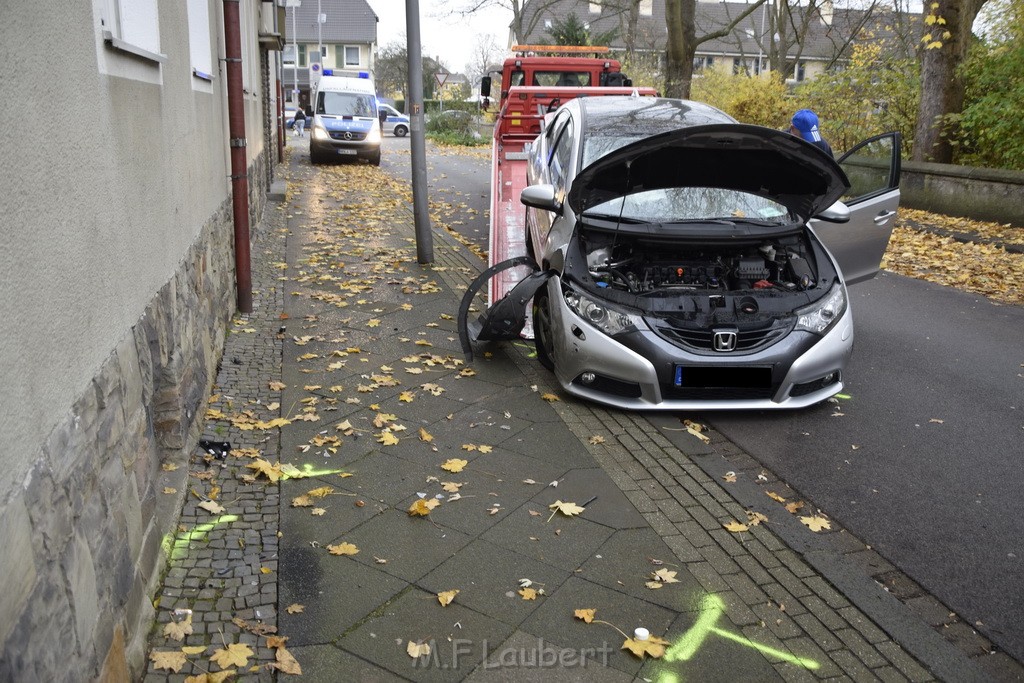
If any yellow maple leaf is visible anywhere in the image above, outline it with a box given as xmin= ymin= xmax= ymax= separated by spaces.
xmin=162 ymin=615 xmax=193 ymax=641
xmin=408 ymin=498 xmax=440 ymax=516
xmin=198 ymin=500 xmax=226 ymax=515
xmin=766 ymin=491 xmax=787 ymax=503
xmin=150 ymin=650 xmax=187 ymax=672
xmin=683 ymin=419 xmax=711 ymax=444
xmin=422 ymin=383 xmax=444 ymax=395
xmin=163 ymin=487 xmax=177 ymax=495
xmin=326 ymin=542 xmax=360 ymax=556
xmin=185 ymin=669 xmax=236 ymax=683
xmin=399 ymin=391 xmax=415 ymax=403
xmin=437 ymin=589 xmax=460 ymax=606
xmin=785 ymin=501 xmax=805 ymax=514
xmin=418 ymin=427 xmax=434 ymax=442
xmin=415 ymin=339 xmax=433 ymax=347
xmin=441 ymin=481 xmax=462 ymax=492
xmin=588 ymin=435 xmax=605 ymax=445
xmin=373 ymin=412 xmax=397 ymax=428
xmin=407 ymin=641 xmax=431 ymax=658
xmin=376 ymin=430 xmax=400 ymax=446
xmin=519 ymin=587 xmax=538 ymax=600
xmin=182 ymin=645 xmax=209 ymax=655
xmin=540 ymin=392 xmax=560 ymax=402
xmin=622 ymin=635 xmax=670 ymax=659
xmin=651 ymin=568 xmax=680 ymax=584
xmin=162 ymin=463 xmax=179 ymax=472
xmin=210 ymin=642 xmax=253 ymax=669
xmin=723 ymin=520 xmax=749 ymax=533
xmin=269 ymin=381 xmax=287 ymax=392
xmin=247 ymin=459 xmax=283 ymax=482
xmin=285 ymin=603 xmax=304 ymax=614
xmin=548 ymin=500 xmax=585 ymax=518
xmin=800 ymin=515 xmax=832 ymax=532
xmin=270 ymin=646 xmax=302 ymax=675
xmin=307 ymin=486 xmax=334 ymax=498
xmin=291 ymin=495 xmax=313 ymax=507
xmin=722 ymin=472 xmax=737 ymax=483
xmin=441 ymin=458 xmax=468 ymax=473
xmin=746 ymin=511 xmax=769 ymax=526
xmin=478 ymin=445 xmax=493 ymax=454
xmin=574 ymin=608 xmax=596 ymax=623
xmin=367 ymin=319 xmax=381 ymax=328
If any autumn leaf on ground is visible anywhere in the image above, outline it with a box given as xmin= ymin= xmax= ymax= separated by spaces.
xmin=162 ymin=615 xmax=193 ymax=641
xmin=246 ymin=459 xmax=283 ymax=482
xmin=785 ymin=501 xmax=805 ymax=514
xmin=547 ymin=500 xmax=585 ymax=521
xmin=574 ymin=608 xmax=597 ymax=623
xmin=622 ymin=635 xmax=670 ymax=659
xmin=269 ymin=381 xmax=287 ymax=391
xmin=746 ymin=511 xmax=769 ymax=526
xmin=519 ymin=587 xmax=538 ymax=600
xmin=588 ymin=435 xmax=606 ymax=445
xmin=306 ymin=486 xmax=334 ymax=498
xmin=722 ymin=471 xmax=737 ymax=483
xmin=198 ymin=500 xmax=226 ymax=515
xmin=766 ymin=491 xmax=787 ymax=503
xmin=407 ymin=641 xmax=431 ymax=658
xmin=285 ymin=603 xmax=304 ymax=614
xmin=326 ymin=542 xmax=359 ymax=556
xmin=461 ymin=444 xmax=477 ymax=452
xmin=441 ymin=481 xmax=462 ymax=492
xmin=540 ymin=392 xmax=560 ymax=402
xmin=291 ymin=495 xmax=313 ymax=507
xmin=478 ymin=444 xmax=493 ymax=454
xmin=652 ymin=568 xmax=680 ymax=584
xmin=683 ymin=419 xmax=711 ymax=444
xmin=422 ymin=383 xmax=444 ymax=396
xmin=210 ymin=642 xmax=253 ymax=669
xmin=408 ymin=498 xmax=440 ymax=516
xmin=441 ymin=458 xmax=468 ymax=473
xmin=335 ymin=419 xmax=355 ymax=435
xmin=185 ymin=669 xmax=236 ymax=683
xmin=311 ymin=507 xmax=326 ymax=516
xmin=437 ymin=589 xmax=459 ymax=606
xmin=399 ymin=391 xmax=416 ymax=403
xmin=376 ymin=430 xmax=400 ymax=446
xmin=723 ymin=520 xmax=749 ymax=533
xmin=419 ymin=428 xmax=434 ymax=442
xmin=800 ymin=515 xmax=832 ymax=532
xmin=270 ymin=645 xmax=302 ymax=675
xmin=149 ymin=650 xmax=187 ymax=672
xmin=162 ymin=463 xmax=179 ymax=472
xmin=163 ymin=487 xmax=177 ymax=495
xmin=373 ymin=412 xmax=398 ymax=428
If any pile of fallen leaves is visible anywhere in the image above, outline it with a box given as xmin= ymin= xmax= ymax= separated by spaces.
xmin=884 ymin=209 xmax=1023 ymax=306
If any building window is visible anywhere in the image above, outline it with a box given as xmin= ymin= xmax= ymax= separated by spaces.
xmin=298 ymin=44 xmax=307 ymax=67
xmin=640 ymin=0 xmax=653 ymax=15
xmin=345 ymin=45 xmax=360 ymax=67
xmin=99 ymin=0 xmax=165 ymax=62
xmin=544 ymin=19 xmax=553 ymax=29
xmin=589 ymin=2 xmax=601 ymax=13
xmin=733 ymin=57 xmax=743 ymax=75
xmin=283 ymin=44 xmax=296 ymax=64
xmin=693 ymin=56 xmax=714 ymax=72
xmin=186 ymin=0 xmax=213 ymax=79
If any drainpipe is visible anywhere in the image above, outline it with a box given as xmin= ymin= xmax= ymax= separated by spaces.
xmin=277 ymin=78 xmax=285 ymax=162
xmin=223 ymin=0 xmax=253 ymax=313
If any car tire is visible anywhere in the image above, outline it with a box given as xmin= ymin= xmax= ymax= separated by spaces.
xmin=310 ymin=148 xmax=321 ymax=165
xmin=368 ymin=150 xmax=381 ymax=166
xmin=532 ymin=287 xmax=556 ymax=372
xmin=394 ymin=125 xmax=408 ymax=137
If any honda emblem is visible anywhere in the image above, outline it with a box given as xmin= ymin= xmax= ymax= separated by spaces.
xmin=713 ymin=330 xmax=738 ymax=352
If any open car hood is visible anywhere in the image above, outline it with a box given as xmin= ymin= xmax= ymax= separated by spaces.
xmin=568 ymin=124 xmax=850 ymax=221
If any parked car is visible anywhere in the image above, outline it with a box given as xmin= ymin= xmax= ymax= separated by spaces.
xmin=465 ymin=96 xmax=901 ymax=410
xmin=378 ymin=103 xmax=410 ymax=137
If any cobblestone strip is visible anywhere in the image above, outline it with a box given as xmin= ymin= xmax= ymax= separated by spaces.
xmin=143 ymin=205 xmax=287 ymax=681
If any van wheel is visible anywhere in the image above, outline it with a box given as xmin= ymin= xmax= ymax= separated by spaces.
xmin=394 ymin=125 xmax=408 ymax=137
xmin=310 ymin=149 xmax=321 ymax=165
xmin=369 ymin=150 xmax=381 ymax=166
xmin=533 ymin=287 xmax=555 ymax=372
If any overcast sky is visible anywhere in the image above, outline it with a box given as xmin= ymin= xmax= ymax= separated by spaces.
xmin=367 ymin=1 xmax=512 ymax=74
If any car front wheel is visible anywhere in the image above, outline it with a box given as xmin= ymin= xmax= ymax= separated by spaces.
xmin=532 ymin=288 xmax=555 ymax=371
xmin=394 ymin=125 xmax=408 ymax=137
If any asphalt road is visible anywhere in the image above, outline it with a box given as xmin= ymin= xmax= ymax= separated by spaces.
xmin=707 ymin=272 xmax=1024 ymax=663
xmin=397 ymin=134 xmax=1024 ymax=663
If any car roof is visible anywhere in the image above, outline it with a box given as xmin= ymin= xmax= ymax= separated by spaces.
xmin=577 ymin=97 xmax=737 ymax=137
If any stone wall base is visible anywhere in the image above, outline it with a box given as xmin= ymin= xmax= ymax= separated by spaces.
xmin=0 ymin=149 xmax=271 ymax=682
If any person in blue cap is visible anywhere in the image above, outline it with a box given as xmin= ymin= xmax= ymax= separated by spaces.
xmin=790 ymin=109 xmax=833 ymax=157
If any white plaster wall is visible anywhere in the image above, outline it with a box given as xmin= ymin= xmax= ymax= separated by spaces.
xmin=0 ymin=1 xmax=267 ymax=495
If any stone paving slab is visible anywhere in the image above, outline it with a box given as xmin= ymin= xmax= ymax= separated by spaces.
xmin=140 ymin=139 xmax=1002 ymax=682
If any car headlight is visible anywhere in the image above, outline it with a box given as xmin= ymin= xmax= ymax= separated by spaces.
xmin=795 ymin=282 xmax=846 ymax=335
xmin=312 ymin=125 xmax=330 ymax=141
xmin=366 ymin=126 xmax=382 ymax=144
xmin=563 ymin=285 xmax=642 ymax=337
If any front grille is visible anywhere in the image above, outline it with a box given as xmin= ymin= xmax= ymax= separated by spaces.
xmin=328 ymin=130 xmax=367 ymax=141
xmin=661 ymin=385 xmax=776 ymax=400
xmin=651 ymin=319 xmax=792 ymax=354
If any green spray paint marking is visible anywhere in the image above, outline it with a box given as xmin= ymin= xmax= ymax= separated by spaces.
xmin=660 ymin=594 xmax=819 ymax=673
xmin=282 ymin=462 xmax=348 ymax=479
xmin=162 ymin=514 xmax=240 ymax=557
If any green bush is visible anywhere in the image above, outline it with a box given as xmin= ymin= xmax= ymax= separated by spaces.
xmin=953 ymin=40 xmax=1024 ymax=170
xmin=691 ymin=69 xmax=790 ymax=128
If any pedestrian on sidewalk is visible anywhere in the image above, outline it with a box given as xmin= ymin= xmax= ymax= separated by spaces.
xmin=789 ymin=109 xmax=833 ymax=158
xmin=293 ymin=107 xmax=307 ymax=136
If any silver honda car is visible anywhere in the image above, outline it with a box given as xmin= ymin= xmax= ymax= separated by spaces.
xmin=461 ymin=96 xmax=900 ymax=410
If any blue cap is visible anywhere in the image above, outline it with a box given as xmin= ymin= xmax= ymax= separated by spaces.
xmin=792 ymin=109 xmax=822 ymax=143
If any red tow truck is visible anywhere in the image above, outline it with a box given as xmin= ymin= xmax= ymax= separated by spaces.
xmin=458 ymin=47 xmax=658 ymax=356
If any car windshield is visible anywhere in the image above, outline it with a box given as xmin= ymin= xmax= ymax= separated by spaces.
xmin=584 ymin=188 xmax=790 ymax=224
xmin=318 ymin=92 xmax=375 ymax=117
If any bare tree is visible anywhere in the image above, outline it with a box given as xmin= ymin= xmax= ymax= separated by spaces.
xmin=465 ymin=33 xmax=504 ymax=87
xmin=439 ymin=0 xmax=564 ymax=45
xmin=665 ymin=0 xmax=767 ymax=98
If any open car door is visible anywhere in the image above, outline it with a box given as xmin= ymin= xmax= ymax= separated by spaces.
xmin=811 ymin=132 xmax=901 ymax=284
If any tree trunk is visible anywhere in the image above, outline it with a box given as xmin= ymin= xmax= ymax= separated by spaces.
xmin=912 ymin=0 xmax=987 ymax=162
xmin=664 ymin=0 xmax=697 ymax=98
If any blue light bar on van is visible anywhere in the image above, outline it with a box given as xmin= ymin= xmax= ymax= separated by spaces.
xmin=323 ymin=68 xmax=333 ymax=76
xmin=358 ymin=71 xmax=370 ymax=79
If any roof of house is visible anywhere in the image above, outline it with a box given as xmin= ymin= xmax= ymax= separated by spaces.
xmin=286 ymin=0 xmax=378 ymax=43
xmin=518 ymin=0 xmax=914 ymax=62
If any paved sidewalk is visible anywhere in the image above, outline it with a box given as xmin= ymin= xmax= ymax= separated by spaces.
xmin=142 ymin=140 xmax=995 ymax=682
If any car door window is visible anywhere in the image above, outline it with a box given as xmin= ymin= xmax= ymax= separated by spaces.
xmin=549 ymin=118 xmax=574 ymax=194
xmin=838 ymin=132 xmax=901 ymax=204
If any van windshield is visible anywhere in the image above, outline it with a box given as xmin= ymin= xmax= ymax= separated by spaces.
xmin=317 ymin=92 xmax=375 ymax=118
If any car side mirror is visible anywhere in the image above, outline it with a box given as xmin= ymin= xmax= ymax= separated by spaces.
xmin=481 ymin=76 xmax=491 ymax=98
xmin=378 ymin=109 xmax=388 ymax=125
xmin=521 ymin=185 xmax=561 ymax=213
xmin=814 ymin=200 xmax=850 ymax=223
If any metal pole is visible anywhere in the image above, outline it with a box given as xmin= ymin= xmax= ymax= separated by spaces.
xmin=292 ymin=4 xmax=297 ymax=106
xmin=406 ymin=0 xmax=433 ymax=263
xmin=317 ymin=0 xmax=322 ymax=66
xmin=223 ymin=0 xmax=253 ymax=313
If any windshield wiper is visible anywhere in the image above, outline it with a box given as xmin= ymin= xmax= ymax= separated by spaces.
xmin=580 ymin=213 xmax=647 ymax=224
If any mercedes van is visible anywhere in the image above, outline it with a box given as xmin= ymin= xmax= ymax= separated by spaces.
xmin=309 ymin=74 xmax=382 ymax=165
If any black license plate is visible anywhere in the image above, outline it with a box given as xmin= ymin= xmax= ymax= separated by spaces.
xmin=674 ymin=365 xmax=772 ymax=388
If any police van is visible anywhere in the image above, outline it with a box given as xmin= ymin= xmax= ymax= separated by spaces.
xmin=309 ymin=72 xmax=383 ymax=165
